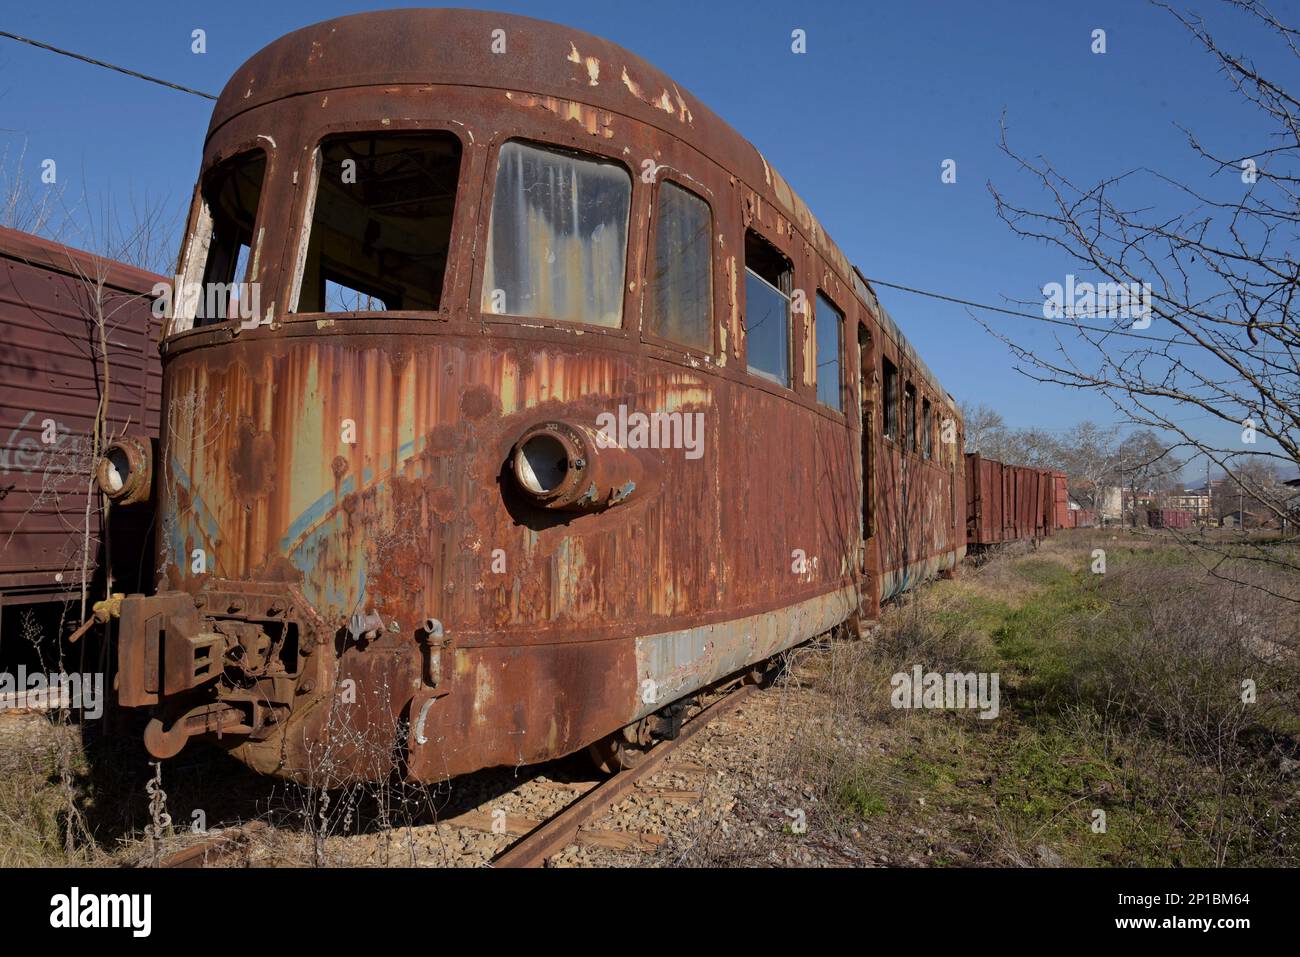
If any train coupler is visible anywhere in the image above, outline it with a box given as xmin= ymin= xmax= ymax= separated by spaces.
xmin=116 ymin=584 xmax=322 ymax=759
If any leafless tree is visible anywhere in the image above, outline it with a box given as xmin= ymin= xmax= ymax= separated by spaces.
xmin=959 ymin=401 xmax=1006 ymax=454
xmin=987 ymin=0 xmax=1300 ymax=589
xmin=0 ymin=140 xmax=68 ymax=236
xmin=1055 ymin=421 xmax=1122 ymax=510
xmin=1 ymin=136 xmax=182 ymax=273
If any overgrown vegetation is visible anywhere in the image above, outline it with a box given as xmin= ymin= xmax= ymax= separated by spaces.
xmin=781 ymin=530 xmax=1300 ymax=866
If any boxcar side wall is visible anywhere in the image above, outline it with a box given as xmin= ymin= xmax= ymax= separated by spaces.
xmin=0 ymin=227 xmax=162 ymax=608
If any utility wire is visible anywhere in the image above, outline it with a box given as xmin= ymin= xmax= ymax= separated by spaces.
xmin=0 ymin=32 xmax=1278 ymax=360
xmin=0 ymin=29 xmax=217 ymax=100
xmin=861 ymin=275 xmax=1195 ymax=345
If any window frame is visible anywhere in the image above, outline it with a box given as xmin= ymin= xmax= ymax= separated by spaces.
xmin=904 ymin=380 xmax=918 ymax=453
xmin=813 ymin=289 xmax=845 ymax=413
xmin=882 ymin=355 xmax=899 ymax=441
xmin=471 ymin=135 xmax=636 ymax=336
xmin=921 ymin=396 xmax=933 ymax=460
xmin=742 ymin=227 xmax=794 ymax=390
xmin=168 ymin=145 xmax=270 ymax=336
xmin=643 ymin=177 xmax=715 ymax=356
xmin=285 ymin=127 xmax=467 ymax=318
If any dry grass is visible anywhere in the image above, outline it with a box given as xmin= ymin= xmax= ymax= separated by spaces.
xmin=775 ymin=530 xmax=1300 ymax=866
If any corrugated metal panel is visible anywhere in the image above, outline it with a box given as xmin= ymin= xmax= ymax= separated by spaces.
xmin=0 ymin=226 xmax=163 ymax=601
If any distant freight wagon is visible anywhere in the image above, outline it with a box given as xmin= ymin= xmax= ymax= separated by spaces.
xmin=1147 ymin=508 xmax=1193 ymax=529
xmin=964 ymin=452 xmax=1056 ymax=547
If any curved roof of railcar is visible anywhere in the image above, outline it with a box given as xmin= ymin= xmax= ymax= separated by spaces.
xmin=209 ymin=7 xmax=951 ymax=405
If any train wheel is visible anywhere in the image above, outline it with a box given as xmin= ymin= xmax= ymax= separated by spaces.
xmin=744 ymin=656 xmax=784 ymax=688
xmin=587 ymin=722 xmax=651 ymax=774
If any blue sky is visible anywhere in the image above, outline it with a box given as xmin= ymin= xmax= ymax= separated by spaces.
xmin=1 ymin=0 xmax=1286 ymax=477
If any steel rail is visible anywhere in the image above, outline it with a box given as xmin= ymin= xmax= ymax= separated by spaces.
xmin=492 ymin=682 xmax=758 ymax=868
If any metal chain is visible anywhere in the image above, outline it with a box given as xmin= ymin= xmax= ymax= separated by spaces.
xmin=146 ymin=760 xmax=172 ymax=865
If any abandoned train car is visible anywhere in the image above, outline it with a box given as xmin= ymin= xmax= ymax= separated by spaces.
xmin=98 ymin=8 xmax=968 ymax=781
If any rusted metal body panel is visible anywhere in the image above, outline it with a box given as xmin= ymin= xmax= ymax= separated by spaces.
xmin=873 ymin=412 xmax=964 ymax=601
xmin=1060 ymin=508 xmax=1095 ymax=529
xmin=965 ymin=453 xmax=1001 ymax=546
xmin=0 ymin=226 xmax=162 ymax=607
xmin=1051 ymin=470 xmax=1070 ymax=530
xmin=111 ymin=8 xmax=965 ymax=782
xmin=1034 ymin=468 xmax=1054 ymax=539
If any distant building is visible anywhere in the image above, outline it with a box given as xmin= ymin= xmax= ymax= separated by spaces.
xmin=1170 ymin=488 xmax=1212 ymax=522
xmin=1222 ymin=509 xmax=1266 ymax=529
xmin=1119 ymin=487 xmax=1157 ymax=524
xmin=1097 ymin=486 xmax=1122 ymax=523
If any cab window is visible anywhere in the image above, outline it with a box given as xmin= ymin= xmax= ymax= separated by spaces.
xmin=172 ymin=150 xmax=266 ymax=331
xmin=295 ymin=132 xmax=462 ymax=313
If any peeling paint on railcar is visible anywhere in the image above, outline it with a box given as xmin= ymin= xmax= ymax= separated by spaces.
xmin=108 ymin=8 xmax=970 ymax=781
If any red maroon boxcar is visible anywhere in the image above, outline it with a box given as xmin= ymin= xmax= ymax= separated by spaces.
xmin=966 ymin=454 xmax=1056 ymax=547
xmin=0 ymin=226 xmax=162 ymax=629
xmin=1052 ymin=471 xmax=1070 ymax=529
xmin=1147 ymin=508 xmax=1191 ymax=529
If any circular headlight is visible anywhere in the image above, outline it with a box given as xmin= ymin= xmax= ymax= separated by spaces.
xmin=509 ymin=421 xmax=641 ymax=512
xmin=514 ymin=432 xmax=570 ymax=496
xmin=95 ymin=437 xmax=152 ymax=505
xmin=101 ymin=446 xmax=130 ymax=493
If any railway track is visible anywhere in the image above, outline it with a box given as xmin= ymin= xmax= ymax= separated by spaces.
xmin=158 ymin=822 xmax=269 ymax=868
xmin=492 ymin=682 xmax=758 ymax=867
xmin=153 ymin=676 xmax=766 ymax=868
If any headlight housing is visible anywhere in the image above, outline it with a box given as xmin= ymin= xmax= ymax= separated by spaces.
xmin=510 ymin=421 xmax=641 ymax=511
xmin=95 ymin=436 xmax=153 ymax=505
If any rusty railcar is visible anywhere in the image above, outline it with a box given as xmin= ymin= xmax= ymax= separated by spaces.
xmin=0 ymin=226 xmax=162 ymax=634
xmin=100 ymin=8 xmax=965 ymax=781
xmin=1147 ymin=508 xmax=1192 ymax=529
xmin=965 ymin=453 xmax=1056 ymax=547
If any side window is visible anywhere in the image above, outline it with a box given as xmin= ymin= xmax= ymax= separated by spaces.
xmin=295 ymin=132 xmax=462 ymax=313
xmin=904 ymin=382 xmax=917 ymax=452
xmin=744 ymin=230 xmax=792 ymax=386
xmin=481 ymin=140 xmax=631 ymax=326
xmin=815 ymin=292 xmax=843 ymax=410
xmin=882 ymin=356 xmax=899 ymax=439
xmin=922 ymin=397 xmax=933 ymax=459
xmin=649 ymin=182 xmax=712 ymax=351
xmin=185 ymin=150 xmax=266 ymax=329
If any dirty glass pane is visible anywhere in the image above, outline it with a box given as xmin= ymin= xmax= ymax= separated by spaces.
xmin=745 ymin=270 xmax=790 ymax=385
xmin=904 ymin=382 xmax=917 ymax=452
xmin=922 ymin=398 xmax=933 ymax=459
xmin=744 ymin=231 xmax=791 ymax=387
xmin=883 ymin=357 xmax=898 ymax=438
xmin=815 ymin=292 xmax=843 ymax=410
xmin=649 ymin=182 xmax=712 ymax=350
xmin=481 ymin=140 xmax=631 ymax=326
xmin=295 ymin=132 xmax=462 ymax=313
xmin=196 ymin=151 xmax=265 ymax=327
